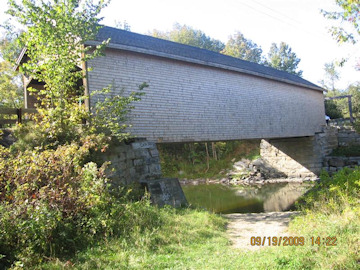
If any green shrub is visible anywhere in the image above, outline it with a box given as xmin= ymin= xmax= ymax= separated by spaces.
xmin=298 ymin=168 xmax=360 ymax=213
xmin=0 ymin=135 xmax=151 ymax=267
xmin=331 ymin=144 xmax=360 ymax=157
xmin=325 ymin=99 xmax=343 ymax=119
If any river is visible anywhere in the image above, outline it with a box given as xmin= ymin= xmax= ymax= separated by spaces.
xmin=181 ymin=181 xmax=314 ymax=214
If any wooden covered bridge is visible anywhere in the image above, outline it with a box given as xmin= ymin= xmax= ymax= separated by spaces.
xmin=22 ymin=26 xmax=329 ymax=178
xmin=83 ymin=26 xmax=325 ymax=143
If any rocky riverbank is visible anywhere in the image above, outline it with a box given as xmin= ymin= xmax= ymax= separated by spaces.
xmin=179 ymin=157 xmax=319 ymax=186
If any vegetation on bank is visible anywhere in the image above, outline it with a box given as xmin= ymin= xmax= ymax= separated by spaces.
xmin=158 ymin=140 xmax=260 ymax=179
xmin=33 ymin=167 xmax=358 ymax=269
xmin=0 ymin=0 xmax=359 ymax=268
xmin=331 ymin=144 xmax=360 ymax=157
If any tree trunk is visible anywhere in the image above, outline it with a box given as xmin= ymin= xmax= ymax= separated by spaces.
xmin=211 ymin=142 xmax=217 ymax=160
xmin=205 ymin=142 xmax=210 ymax=173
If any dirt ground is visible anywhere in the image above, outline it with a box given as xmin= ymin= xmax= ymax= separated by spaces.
xmin=224 ymin=211 xmax=299 ymax=250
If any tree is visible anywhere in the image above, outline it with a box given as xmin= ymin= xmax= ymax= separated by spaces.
xmin=321 ymin=62 xmax=340 ymax=91
xmin=0 ymin=37 xmax=23 ymax=108
xmin=346 ymin=83 xmax=360 ymax=117
xmin=322 ymin=1 xmax=360 ymax=69
xmin=322 ymin=0 xmax=360 ymax=44
xmin=5 ymin=0 xmax=144 ymax=147
xmin=114 ymin=20 xmax=131 ymax=31
xmin=221 ymin=31 xmax=263 ymax=63
xmin=6 ymin=0 xmax=109 ymax=106
xmin=150 ymin=23 xmax=225 ymax=53
xmin=4 ymin=0 xmax=111 ymax=144
xmin=0 ymin=60 xmax=23 ymax=108
xmin=325 ymin=99 xmax=344 ymax=119
xmin=264 ymin=42 xmax=303 ymax=76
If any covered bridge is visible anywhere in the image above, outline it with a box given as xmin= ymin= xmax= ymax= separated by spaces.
xmin=21 ymin=26 xmax=329 ymax=178
xmin=83 ymin=26 xmax=325 ymax=143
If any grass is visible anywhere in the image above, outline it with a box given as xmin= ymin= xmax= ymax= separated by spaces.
xmin=39 ymin=206 xmax=360 ymax=269
xmin=13 ymin=168 xmax=360 ymax=269
xmin=38 ymin=202 xmax=359 ymax=269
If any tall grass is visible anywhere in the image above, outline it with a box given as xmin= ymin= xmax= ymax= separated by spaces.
xmin=39 ymin=167 xmax=359 ymax=270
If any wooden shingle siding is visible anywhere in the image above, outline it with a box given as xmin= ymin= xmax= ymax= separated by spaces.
xmin=87 ymin=49 xmax=325 ymax=143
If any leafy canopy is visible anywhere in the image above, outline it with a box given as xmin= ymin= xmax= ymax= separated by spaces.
xmin=322 ymin=1 xmax=360 ymax=71
xmin=321 ymin=61 xmax=341 ymax=91
xmin=221 ymin=31 xmax=263 ymax=64
xmin=150 ymin=23 xmax=225 ymax=53
xmin=0 ymin=33 xmax=23 ymax=108
xmin=264 ymin=42 xmax=303 ymax=76
xmin=5 ymin=0 xmax=145 ymax=146
xmin=0 ymin=56 xmax=22 ymax=108
xmin=322 ymin=0 xmax=360 ymax=44
xmin=150 ymin=25 xmax=304 ymax=76
xmin=6 ymin=0 xmax=109 ymax=108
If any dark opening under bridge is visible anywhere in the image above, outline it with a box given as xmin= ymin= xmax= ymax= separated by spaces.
xmin=22 ymin=26 xmax=333 ymax=179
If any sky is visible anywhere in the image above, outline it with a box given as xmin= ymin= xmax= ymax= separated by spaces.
xmin=1 ymin=0 xmax=359 ymax=90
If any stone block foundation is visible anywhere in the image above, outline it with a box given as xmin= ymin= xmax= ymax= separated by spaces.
xmin=260 ymin=127 xmax=338 ymax=178
xmin=101 ymin=138 xmax=162 ymax=185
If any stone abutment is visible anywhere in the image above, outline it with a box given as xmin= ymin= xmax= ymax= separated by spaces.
xmin=260 ymin=127 xmax=338 ymax=178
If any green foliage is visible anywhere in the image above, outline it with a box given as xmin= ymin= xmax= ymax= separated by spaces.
xmin=347 ymin=83 xmax=360 ymax=117
xmin=322 ymin=1 xmax=360 ymax=72
xmin=4 ymin=0 xmax=144 ymax=145
xmin=325 ymin=99 xmax=344 ymax=119
xmin=321 ymin=62 xmax=341 ymax=91
xmin=41 ymin=208 xmax=228 ymax=269
xmin=0 ymin=60 xmax=23 ymax=108
xmin=158 ymin=140 xmax=260 ymax=179
xmin=151 ymin=23 xmax=225 ymax=53
xmin=151 ymin=24 xmax=305 ymax=77
xmin=0 ymin=34 xmax=23 ymax=109
xmin=40 ymin=182 xmax=359 ymax=270
xmin=221 ymin=31 xmax=263 ymax=63
xmin=4 ymin=0 xmax=113 ymax=142
xmin=322 ymin=0 xmax=360 ymax=44
xmin=6 ymin=0 xmax=110 ymax=108
xmin=298 ymin=167 xmax=360 ymax=212
xmin=16 ymin=106 xmax=91 ymax=151
xmin=0 ymin=135 xmax=159 ymax=267
xmin=0 ymin=0 xmax=149 ymax=268
xmin=331 ymin=144 xmax=360 ymax=156
xmin=264 ymin=42 xmax=303 ymax=76
xmin=324 ymin=82 xmax=360 ymax=120
xmin=0 ymin=137 xmax=102 ymax=265
xmin=92 ymin=82 xmax=147 ymax=140
xmin=3 ymin=166 xmax=357 ymax=269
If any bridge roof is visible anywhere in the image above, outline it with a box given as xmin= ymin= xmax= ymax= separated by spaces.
xmin=86 ymin=26 xmax=324 ymax=92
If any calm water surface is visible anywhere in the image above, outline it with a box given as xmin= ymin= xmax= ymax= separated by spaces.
xmin=181 ymin=182 xmax=313 ymax=214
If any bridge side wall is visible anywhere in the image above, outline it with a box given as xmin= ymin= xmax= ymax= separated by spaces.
xmin=87 ymin=49 xmax=325 ymax=143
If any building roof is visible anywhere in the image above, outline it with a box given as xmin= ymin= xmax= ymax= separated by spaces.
xmin=86 ymin=26 xmax=323 ymax=92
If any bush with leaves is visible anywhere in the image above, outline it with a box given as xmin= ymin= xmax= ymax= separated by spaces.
xmin=0 ymin=136 xmax=105 ymax=264
xmin=91 ymin=83 xmax=147 ymax=141
xmin=325 ymin=99 xmax=343 ymax=119
xmin=10 ymin=81 xmax=147 ymax=152
xmin=0 ymin=1 xmax=154 ymax=267
xmin=0 ymin=134 xmax=162 ymax=267
xmin=299 ymin=168 xmax=360 ymax=213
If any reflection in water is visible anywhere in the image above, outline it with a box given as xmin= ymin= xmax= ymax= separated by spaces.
xmin=181 ymin=182 xmax=312 ymax=214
